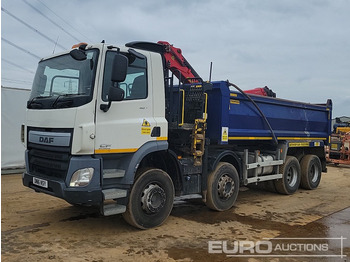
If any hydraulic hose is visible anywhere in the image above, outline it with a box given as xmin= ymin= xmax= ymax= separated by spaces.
xmin=227 ymin=80 xmax=278 ymax=146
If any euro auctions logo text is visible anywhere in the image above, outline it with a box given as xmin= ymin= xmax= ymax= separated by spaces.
xmin=208 ymin=240 xmax=328 ymax=254
xmin=208 ymin=237 xmax=347 ymax=258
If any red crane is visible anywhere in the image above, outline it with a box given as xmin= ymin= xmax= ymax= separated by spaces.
xmin=157 ymin=41 xmax=275 ymax=97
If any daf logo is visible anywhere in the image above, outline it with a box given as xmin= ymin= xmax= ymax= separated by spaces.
xmin=39 ymin=136 xmax=54 ymax=144
xmin=29 ymin=131 xmax=70 ymax=147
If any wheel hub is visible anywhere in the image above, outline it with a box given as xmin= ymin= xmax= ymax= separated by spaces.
xmin=310 ymin=165 xmax=319 ymax=183
xmin=218 ymin=174 xmax=234 ymax=199
xmin=286 ymin=166 xmax=297 ymax=187
xmin=141 ymin=184 xmax=166 ymax=214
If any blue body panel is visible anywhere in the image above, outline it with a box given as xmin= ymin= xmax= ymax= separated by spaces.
xmin=206 ymin=81 xmax=332 ymax=144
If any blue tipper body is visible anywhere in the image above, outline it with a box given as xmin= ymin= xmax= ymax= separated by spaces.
xmin=206 ymin=81 xmax=332 ymax=144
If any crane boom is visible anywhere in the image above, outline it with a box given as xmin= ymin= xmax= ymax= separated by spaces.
xmin=126 ymin=41 xmax=275 ymax=96
xmin=157 ymin=41 xmax=200 ymax=83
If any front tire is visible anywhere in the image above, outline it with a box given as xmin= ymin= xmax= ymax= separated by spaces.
xmin=274 ymin=156 xmax=301 ymax=195
xmin=300 ymin=155 xmax=322 ymax=190
xmin=122 ymin=168 xmax=174 ymax=229
xmin=206 ymin=163 xmax=240 ymax=211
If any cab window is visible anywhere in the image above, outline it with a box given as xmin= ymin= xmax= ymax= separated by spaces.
xmin=102 ymin=51 xmax=147 ymax=101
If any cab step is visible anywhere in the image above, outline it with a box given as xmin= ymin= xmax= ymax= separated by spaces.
xmin=103 ymin=169 xmax=125 ymax=179
xmin=102 ymin=203 xmax=126 ymax=216
xmin=102 ymin=188 xmax=127 ymax=200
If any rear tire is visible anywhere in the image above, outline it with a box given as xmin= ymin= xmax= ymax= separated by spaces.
xmin=300 ymin=155 xmax=322 ymax=190
xmin=122 ymin=168 xmax=174 ymax=229
xmin=274 ymin=156 xmax=301 ymax=195
xmin=206 ymin=163 xmax=240 ymax=211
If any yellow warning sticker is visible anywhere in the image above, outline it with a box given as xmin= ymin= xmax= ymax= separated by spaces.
xmin=222 ymin=127 xmax=228 ymax=142
xmin=141 ymin=127 xmax=151 ymax=135
xmin=289 ymin=142 xmax=310 ymax=147
xmin=141 ymin=119 xmax=151 ymax=135
xmin=331 ymin=144 xmax=338 ymax=150
xmin=230 ymin=99 xmax=240 ymax=104
xmin=142 ymin=119 xmax=150 ymax=126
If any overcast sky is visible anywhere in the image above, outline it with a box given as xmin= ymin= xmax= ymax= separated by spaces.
xmin=1 ymin=0 xmax=349 ymax=117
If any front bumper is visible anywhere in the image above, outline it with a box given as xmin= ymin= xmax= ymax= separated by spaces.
xmin=23 ymin=172 xmax=102 ymax=205
xmin=23 ymin=155 xmax=103 ymax=206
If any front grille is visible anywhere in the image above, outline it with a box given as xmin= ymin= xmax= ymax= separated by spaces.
xmin=28 ymin=148 xmax=70 ymax=180
xmin=27 ymin=127 xmax=72 ymax=180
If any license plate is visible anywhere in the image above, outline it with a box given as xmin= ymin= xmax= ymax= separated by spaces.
xmin=33 ymin=177 xmax=48 ymax=188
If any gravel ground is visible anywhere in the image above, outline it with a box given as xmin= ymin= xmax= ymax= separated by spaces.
xmin=2 ymin=165 xmax=350 ymax=261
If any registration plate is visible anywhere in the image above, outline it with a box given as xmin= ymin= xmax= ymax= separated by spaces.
xmin=33 ymin=177 xmax=48 ymax=188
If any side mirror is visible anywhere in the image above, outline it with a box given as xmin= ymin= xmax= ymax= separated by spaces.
xmin=100 ymin=86 xmax=125 ymax=112
xmin=111 ymin=54 xmax=128 ymax=82
xmin=109 ymin=86 xmax=124 ymax=102
xmin=100 ymin=53 xmax=128 ymax=112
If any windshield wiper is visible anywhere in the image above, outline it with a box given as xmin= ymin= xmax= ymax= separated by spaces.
xmin=52 ymin=93 xmax=86 ymax=108
xmin=27 ymin=95 xmax=52 ymax=108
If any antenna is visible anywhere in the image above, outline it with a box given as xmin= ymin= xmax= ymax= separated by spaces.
xmin=209 ymin=62 xmax=213 ymax=82
xmin=53 ymin=36 xmax=59 ymax=54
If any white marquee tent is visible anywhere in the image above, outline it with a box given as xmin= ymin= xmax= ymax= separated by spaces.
xmin=1 ymin=86 xmax=30 ymax=170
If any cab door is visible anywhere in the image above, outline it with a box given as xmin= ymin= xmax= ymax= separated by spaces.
xmin=95 ymin=49 xmax=156 ymax=154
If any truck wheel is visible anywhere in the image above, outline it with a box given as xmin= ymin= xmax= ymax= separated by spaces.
xmin=300 ymin=155 xmax=322 ymax=190
xmin=122 ymin=168 xmax=174 ymax=229
xmin=274 ymin=156 xmax=301 ymax=195
xmin=206 ymin=163 xmax=239 ymax=211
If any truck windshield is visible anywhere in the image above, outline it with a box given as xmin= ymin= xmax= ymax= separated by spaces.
xmin=28 ymin=49 xmax=99 ymax=109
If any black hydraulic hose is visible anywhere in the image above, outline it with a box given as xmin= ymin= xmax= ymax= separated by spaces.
xmin=227 ymin=80 xmax=278 ymax=145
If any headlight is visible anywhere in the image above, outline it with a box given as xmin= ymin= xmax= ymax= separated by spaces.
xmin=70 ymin=168 xmax=94 ymax=187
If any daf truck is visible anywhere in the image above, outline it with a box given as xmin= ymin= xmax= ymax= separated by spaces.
xmin=22 ymin=41 xmax=332 ymax=229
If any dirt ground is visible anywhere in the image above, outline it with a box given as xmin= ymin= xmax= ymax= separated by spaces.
xmin=2 ymin=165 xmax=350 ymax=262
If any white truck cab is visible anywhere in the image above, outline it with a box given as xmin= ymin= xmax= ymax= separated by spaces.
xmin=23 ymin=43 xmax=170 ymax=227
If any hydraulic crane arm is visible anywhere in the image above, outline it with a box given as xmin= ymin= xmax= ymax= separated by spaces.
xmin=125 ymin=41 xmax=275 ymax=96
xmin=157 ymin=41 xmax=200 ymax=83
xmin=157 ymin=41 xmax=275 ymax=96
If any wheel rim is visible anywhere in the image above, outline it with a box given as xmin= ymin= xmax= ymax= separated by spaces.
xmin=141 ymin=183 xmax=166 ymax=214
xmin=217 ymin=174 xmax=234 ymax=199
xmin=310 ymin=164 xmax=320 ymax=183
xmin=286 ymin=166 xmax=298 ymax=187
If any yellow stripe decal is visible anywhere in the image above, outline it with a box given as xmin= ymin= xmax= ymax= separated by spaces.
xmin=229 ymin=136 xmax=273 ymax=140
xmin=228 ymin=136 xmax=327 ymax=141
xmin=156 ymin=136 xmax=168 ymax=141
xmin=279 ymin=137 xmax=327 ymax=140
xmin=95 ymin=148 xmax=138 ymax=154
